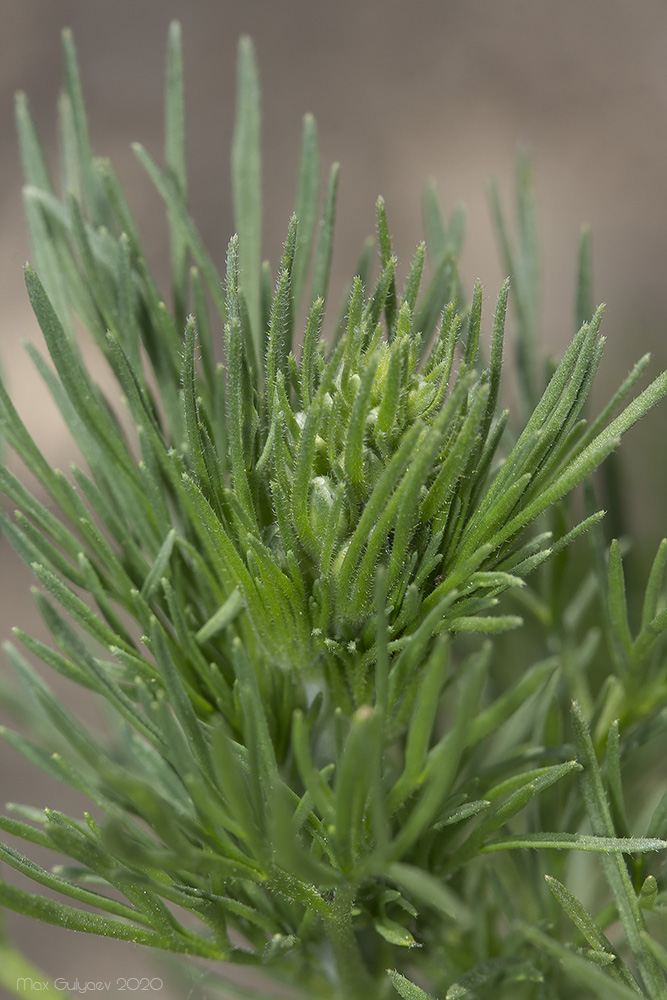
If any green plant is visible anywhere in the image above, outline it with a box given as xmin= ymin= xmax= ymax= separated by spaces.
xmin=2 ymin=20 xmax=667 ymax=1000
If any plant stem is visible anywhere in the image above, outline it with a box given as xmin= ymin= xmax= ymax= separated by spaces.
xmin=324 ymin=883 xmax=376 ymax=1000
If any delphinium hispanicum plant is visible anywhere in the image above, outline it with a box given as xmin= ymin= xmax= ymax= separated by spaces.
xmin=3 ymin=21 xmax=667 ymax=1000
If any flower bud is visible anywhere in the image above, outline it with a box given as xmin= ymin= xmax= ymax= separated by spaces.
xmin=309 ymin=476 xmax=341 ymax=539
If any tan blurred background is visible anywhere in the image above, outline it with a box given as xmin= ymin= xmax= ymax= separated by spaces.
xmin=2 ymin=0 xmax=667 ymax=995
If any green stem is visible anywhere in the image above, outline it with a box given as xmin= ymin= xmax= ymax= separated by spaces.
xmin=324 ymin=882 xmax=376 ymax=1000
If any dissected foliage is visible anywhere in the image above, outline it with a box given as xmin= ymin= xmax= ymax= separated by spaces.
xmin=2 ymin=22 xmax=667 ymax=1000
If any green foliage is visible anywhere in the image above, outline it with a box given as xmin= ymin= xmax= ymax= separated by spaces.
xmin=2 ymin=21 xmax=667 ymax=1000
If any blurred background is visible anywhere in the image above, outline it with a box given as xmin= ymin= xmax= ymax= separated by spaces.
xmin=1 ymin=0 xmax=667 ymax=995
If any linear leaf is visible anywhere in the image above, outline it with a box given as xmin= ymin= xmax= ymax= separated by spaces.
xmin=0 ymin=880 xmax=176 ymax=950
xmin=483 ymin=833 xmax=666 ymax=853
xmin=165 ymin=20 xmax=188 ymax=324
xmin=292 ymin=113 xmax=320 ymax=313
xmin=232 ymin=37 xmax=262 ymax=359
